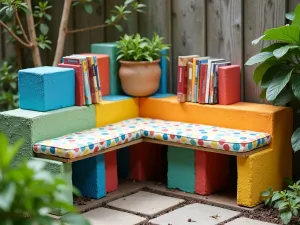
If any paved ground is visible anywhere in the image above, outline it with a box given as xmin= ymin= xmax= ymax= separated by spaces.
xmin=82 ymin=190 xmax=277 ymax=225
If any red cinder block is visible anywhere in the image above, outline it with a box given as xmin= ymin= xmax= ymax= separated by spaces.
xmin=218 ymin=65 xmax=241 ymax=105
xmin=105 ymin=151 xmax=118 ymax=193
xmin=195 ymin=151 xmax=230 ymax=195
xmin=81 ymin=53 xmax=110 ymax=96
xmin=130 ymin=142 xmax=167 ymax=182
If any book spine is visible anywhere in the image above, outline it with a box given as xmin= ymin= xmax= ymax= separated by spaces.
xmin=86 ymin=57 xmax=97 ymax=104
xmin=81 ymin=59 xmax=92 ymax=105
xmin=213 ymin=65 xmax=219 ymax=104
xmin=205 ymin=63 xmax=211 ymax=103
xmin=191 ymin=59 xmax=196 ymax=102
xmin=91 ymin=57 xmax=100 ymax=103
xmin=94 ymin=56 xmax=102 ymax=102
xmin=198 ymin=64 xmax=208 ymax=104
xmin=193 ymin=64 xmax=199 ymax=103
xmin=187 ymin=62 xmax=193 ymax=102
xmin=209 ymin=66 xmax=215 ymax=104
xmin=177 ymin=65 xmax=187 ymax=102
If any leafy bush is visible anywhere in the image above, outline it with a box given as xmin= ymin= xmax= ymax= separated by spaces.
xmin=0 ymin=133 xmax=90 ymax=225
xmin=262 ymin=180 xmax=300 ymax=224
xmin=0 ymin=60 xmax=19 ymax=111
xmin=245 ymin=4 xmax=300 ymax=153
xmin=116 ymin=33 xmax=170 ymax=62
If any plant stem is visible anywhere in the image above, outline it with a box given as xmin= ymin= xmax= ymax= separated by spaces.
xmin=15 ymin=12 xmax=30 ymax=44
xmin=25 ymin=0 xmax=42 ymax=67
xmin=52 ymin=0 xmax=72 ymax=66
xmin=0 ymin=20 xmax=32 ymax=48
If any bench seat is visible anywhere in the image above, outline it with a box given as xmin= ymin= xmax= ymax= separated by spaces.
xmin=33 ymin=117 xmax=271 ymax=159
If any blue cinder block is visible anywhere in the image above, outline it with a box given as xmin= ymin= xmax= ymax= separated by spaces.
xmin=103 ymin=95 xmax=131 ymax=101
xmin=157 ymin=49 xmax=168 ymax=94
xmin=167 ymin=146 xmax=195 ymax=193
xmin=18 ymin=66 xmax=75 ymax=112
xmin=72 ymin=155 xmax=106 ymax=199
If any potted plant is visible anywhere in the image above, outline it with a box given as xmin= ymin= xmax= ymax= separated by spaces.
xmin=116 ymin=33 xmax=170 ymax=97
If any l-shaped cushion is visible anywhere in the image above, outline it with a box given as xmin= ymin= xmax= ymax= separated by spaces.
xmin=33 ymin=117 xmax=272 ymax=159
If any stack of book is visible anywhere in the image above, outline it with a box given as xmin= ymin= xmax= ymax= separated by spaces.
xmin=177 ymin=55 xmax=239 ymax=104
xmin=59 ymin=55 xmax=102 ymax=106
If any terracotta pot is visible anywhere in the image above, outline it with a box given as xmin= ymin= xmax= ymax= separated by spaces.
xmin=119 ymin=60 xmax=161 ymax=97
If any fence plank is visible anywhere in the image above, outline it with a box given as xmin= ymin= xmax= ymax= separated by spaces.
xmin=244 ymin=0 xmax=286 ymax=103
xmin=171 ymin=0 xmax=206 ymax=92
xmin=74 ymin=2 xmax=105 ymax=54
xmin=138 ymin=0 xmax=172 ymax=92
xmin=289 ymin=0 xmax=300 ymax=11
xmin=104 ymin=0 xmax=138 ymax=42
xmin=207 ymin=0 xmax=243 ymax=99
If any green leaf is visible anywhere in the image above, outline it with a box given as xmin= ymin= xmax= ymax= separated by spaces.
xmin=292 ymin=5 xmax=300 ymax=26
xmin=261 ymin=190 xmax=270 ymax=197
xmin=252 ymin=35 xmax=265 ymax=45
xmin=273 ymin=88 xmax=294 ymax=106
xmin=45 ymin=14 xmax=52 ymax=21
xmin=261 ymin=43 xmax=286 ymax=52
xmin=40 ymin=23 xmax=49 ymax=35
xmin=114 ymin=24 xmax=123 ymax=32
xmin=253 ymin=60 xmax=278 ymax=84
xmin=280 ymin=211 xmax=292 ymax=225
xmin=259 ymin=89 xmax=267 ymax=99
xmin=273 ymin=45 xmax=299 ymax=58
xmin=286 ymin=12 xmax=295 ymax=21
xmin=84 ymin=4 xmax=93 ymax=14
xmin=266 ymin=69 xmax=293 ymax=101
xmin=5 ymin=7 xmax=13 ymax=17
xmin=245 ymin=52 xmax=274 ymax=66
xmin=72 ymin=1 xmax=81 ymax=7
xmin=4 ymin=139 xmax=23 ymax=167
xmin=0 ymin=182 xmax=16 ymax=211
xmin=272 ymin=192 xmax=283 ymax=202
xmin=292 ymin=74 xmax=300 ymax=100
xmin=292 ymin=128 xmax=300 ymax=152
xmin=60 ymin=213 xmax=91 ymax=225
xmin=262 ymin=25 xmax=300 ymax=45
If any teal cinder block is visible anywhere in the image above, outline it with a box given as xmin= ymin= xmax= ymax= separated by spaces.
xmin=167 ymin=146 xmax=195 ymax=193
xmin=103 ymin=95 xmax=131 ymax=101
xmin=91 ymin=42 xmax=123 ymax=95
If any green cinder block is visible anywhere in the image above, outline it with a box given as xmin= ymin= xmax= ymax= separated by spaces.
xmin=167 ymin=146 xmax=195 ymax=193
xmin=91 ymin=42 xmax=123 ymax=95
xmin=0 ymin=106 xmax=96 ymax=165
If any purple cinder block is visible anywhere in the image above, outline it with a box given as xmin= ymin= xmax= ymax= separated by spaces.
xmin=18 ymin=66 xmax=75 ymax=112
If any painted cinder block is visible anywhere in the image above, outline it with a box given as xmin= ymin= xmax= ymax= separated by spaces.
xmin=18 ymin=66 xmax=75 ymax=112
xmin=95 ymin=98 xmax=139 ymax=127
xmin=0 ymin=106 xmax=96 ymax=166
xmin=157 ymin=49 xmax=168 ymax=94
xmin=167 ymin=146 xmax=195 ymax=193
xmin=91 ymin=42 xmax=122 ymax=95
xmin=81 ymin=53 xmax=110 ymax=96
xmin=117 ymin=147 xmax=130 ymax=179
xmin=72 ymin=155 xmax=106 ymax=199
xmin=105 ymin=151 xmax=118 ymax=193
xmin=195 ymin=151 xmax=230 ymax=195
xmin=103 ymin=95 xmax=131 ymax=101
xmin=130 ymin=142 xmax=167 ymax=182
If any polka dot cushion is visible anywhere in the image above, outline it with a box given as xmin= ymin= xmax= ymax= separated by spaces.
xmin=33 ymin=117 xmax=271 ymax=159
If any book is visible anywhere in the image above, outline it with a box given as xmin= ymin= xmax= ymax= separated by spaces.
xmin=63 ymin=55 xmax=92 ymax=105
xmin=218 ymin=65 xmax=241 ymax=105
xmin=198 ymin=63 xmax=208 ymax=104
xmin=187 ymin=62 xmax=193 ymax=102
xmin=210 ymin=61 xmax=231 ymax=104
xmin=86 ymin=56 xmax=101 ymax=103
xmin=177 ymin=55 xmax=199 ymax=103
xmin=205 ymin=59 xmax=225 ymax=103
xmin=93 ymin=56 xmax=102 ymax=102
xmin=194 ymin=57 xmax=210 ymax=102
xmin=57 ymin=63 xmax=85 ymax=106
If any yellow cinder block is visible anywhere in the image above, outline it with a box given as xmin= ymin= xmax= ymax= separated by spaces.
xmin=237 ymin=108 xmax=293 ymax=207
xmin=95 ymin=98 xmax=139 ymax=127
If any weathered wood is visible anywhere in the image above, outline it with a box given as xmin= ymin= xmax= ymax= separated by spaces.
xmin=47 ymin=1 xmax=75 ymax=65
xmin=73 ymin=2 xmax=105 ymax=54
xmin=35 ymin=139 xmax=143 ymax=163
xmin=207 ymin=0 xmax=243 ymax=99
xmin=104 ymin=0 xmax=138 ymax=42
xmin=244 ymin=0 xmax=286 ymax=103
xmin=171 ymin=0 xmax=206 ymax=93
xmin=138 ymin=0 xmax=172 ymax=92
xmin=288 ymin=0 xmax=300 ymax=11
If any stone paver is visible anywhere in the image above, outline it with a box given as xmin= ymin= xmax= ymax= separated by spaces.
xmin=107 ymin=191 xmax=185 ymax=216
xmin=82 ymin=207 xmax=146 ymax=225
xmin=149 ymin=203 xmax=240 ymax=225
xmin=226 ymin=217 xmax=276 ymax=225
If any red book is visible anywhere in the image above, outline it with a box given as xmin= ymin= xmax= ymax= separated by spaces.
xmin=177 ymin=55 xmax=199 ymax=102
xmin=218 ymin=65 xmax=241 ymax=105
xmin=198 ymin=63 xmax=208 ymax=104
xmin=58 ymin=63 xmax=85 ymax=106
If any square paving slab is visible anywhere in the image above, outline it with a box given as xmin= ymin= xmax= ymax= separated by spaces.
xmin=107 ymin=191 xmax=185 ymax=216
xmin=149 ymin=203 xmax=240 ymax=225
xmin=226 ymin=217 xmax=276 ymax=225
xmin=82 ymin=207 xmax=146 ymax=225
